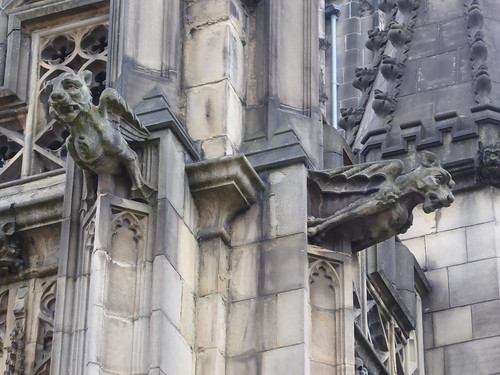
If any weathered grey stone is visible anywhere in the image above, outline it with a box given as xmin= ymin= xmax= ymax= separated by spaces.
xmin=230 ymin=243 xmax=260 ymax=302
xmin=262 ymin=344 xmax=306 ymax=375
xmin=101 ymin=316 xmax=133 ymax=374
xmin=266 ymin=164 xmax=307 ymax=239
xmin=261 ymin=234 xmax=308 ymax=295
xmin=436 ymin=188 xmax=495 ymax=232
xmin=472 ymin=299 xmax=500 ymax=340
xmin=444 ymin=336 xmax=500 ymax=375
xmin=199 ymin=238 xmax=229 ymax=298
xmin=180 ymin=285 xmax=196 ymax=346
xmin=425 ymin=347 xmax=444 ymax=375
xmin=227 ymin=353 xmax=260 ymax=375
xmin=177 ymin=221 xmax=198 ymax=291
xmin=423 ymin=268 xmax=450 ymax=312
xmin=425 ymin=228 xmax=467 ymax=269
xmin=466 ymin=222 xmax=497 ymax=262
xmin=403 ymin=236 xmax=426 ymax=266
xmin=196 ymin=348 xmax=225 ymax=375
xmin=184 ymin=22 xmax=244 ymax=96
xmin=149 ymin=310 xmax=195 ymax=375
xmin=433 ymin=306 xmax=473 ymax=347
xmin=277 ymin=289 xmax=306 ymax=347
xmin=196 ymin=294 xmax=226 ymax=350
xmin=227 ymin=296 xmax=277 ymax=357
xmin=152 ymin=255 xmax=182 ymax=328
xmin=417 ymin=52 xmax=458 ymax=92
xmin=448 ymin=258 xmax=499 ymax=307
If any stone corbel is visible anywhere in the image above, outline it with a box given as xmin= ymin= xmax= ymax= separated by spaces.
xmin=186 ymin=155 xmax=265 ymax=244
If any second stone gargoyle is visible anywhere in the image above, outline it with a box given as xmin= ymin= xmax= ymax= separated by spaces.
xmin=46 ymin=70 xmax=154 ymax=201
xmin=307 ymin=151 xmax=454 ymax=251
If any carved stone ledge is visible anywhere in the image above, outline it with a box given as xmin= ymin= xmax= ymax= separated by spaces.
xmin=186 ymin=155 xmax=265 ymax=244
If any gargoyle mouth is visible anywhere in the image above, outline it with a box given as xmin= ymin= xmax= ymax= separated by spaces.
xmin=423 ymin=193 xmax=454 ymax=213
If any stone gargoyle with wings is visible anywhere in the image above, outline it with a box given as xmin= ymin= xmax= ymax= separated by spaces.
xmin=45 ymin=70 xmax=154 ymax=202
xmin=307 ymin=151 xmax=455 ymax=251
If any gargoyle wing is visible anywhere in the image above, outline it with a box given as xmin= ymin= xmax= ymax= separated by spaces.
xmin=309 ymin=159 xmax=404 ymax=195
xmin=98 ymin=88 xmax=150 ymax=142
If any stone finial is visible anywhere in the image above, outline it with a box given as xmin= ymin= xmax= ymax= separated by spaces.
xmin=186 ymin=155 xmax=265 ymax=244
xmin=307 ymin=151 xmax=454 ymax=251
xmin=0 ymin=222 xmax=23 ymax=276
xmin=45 ymin=71 xmax=155 ymax=202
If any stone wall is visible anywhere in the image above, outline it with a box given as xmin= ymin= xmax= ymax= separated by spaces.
xmin=401 ymin=187 xmax=500 ymax=374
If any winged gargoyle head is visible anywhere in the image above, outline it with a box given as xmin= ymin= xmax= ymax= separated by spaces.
xmin=402 ymin=151 xmax=455 ymax=213
xmin=46 ymin=70 xmax=93 ymax=124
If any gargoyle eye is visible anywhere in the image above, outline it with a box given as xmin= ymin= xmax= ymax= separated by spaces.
xmin=435 ymin=174 xmax=445 ymax=184
xmin=62 ymin=81 xmax=80 ymax=90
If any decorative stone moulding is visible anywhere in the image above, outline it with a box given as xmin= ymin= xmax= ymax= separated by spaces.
xmin=387 ymin=21 xmax=412 ymax=47
xmin=186 ymin=155 xmax=265 ymax=244
xmin=380 ymin=55 xmax=405 ymax=81
xmin=353 ymin=67 xmax=378 ymax=93
xmin=365 ymin=29 xmax=388 ymax=53
xmin=476 ymin=141 xmax=500 ymax=187
xmin=372 ymin=90 xmax=397 ymax=118
xmin=465 ymin=0 xmax=491 ymax=105
xmin=307 ymin=151 xmax=455 ymax=252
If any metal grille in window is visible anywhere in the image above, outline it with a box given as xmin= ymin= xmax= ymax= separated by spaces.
xmin=0 ymin=23 xmax=108 ymax=183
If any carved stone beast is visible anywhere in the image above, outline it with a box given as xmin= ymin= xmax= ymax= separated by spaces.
xmin=308 ymin=151 xmax=454 ymax=252
xmin=46 ymin=71 xmax=153 ymax=201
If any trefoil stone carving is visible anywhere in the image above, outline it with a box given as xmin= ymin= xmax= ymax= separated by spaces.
xmin=45 ymin=71 xmax=155 ymax=202
xmin=307 ymin=151 xmax=455 ymax=251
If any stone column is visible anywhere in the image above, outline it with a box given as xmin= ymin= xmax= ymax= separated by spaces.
xmin=186 ymin=155 xmax=264 ymax=374
xmin=184 ymin=0 xmax=247 ymax=158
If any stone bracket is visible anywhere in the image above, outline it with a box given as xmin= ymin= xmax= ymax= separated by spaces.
xmin=186 ymin=155 xmax=265 ymax=244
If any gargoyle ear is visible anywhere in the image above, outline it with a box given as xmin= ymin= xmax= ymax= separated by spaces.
xmin=80 ymin=70 xmax=93 ymax=87
xmin=420 ymin=151 xmax=440 ymax=168
xmin=2 ymin=222 xmax=15 ymax=236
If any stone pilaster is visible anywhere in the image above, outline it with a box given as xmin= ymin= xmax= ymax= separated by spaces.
xmin=186 ymin=155 xmax=264 ymax=374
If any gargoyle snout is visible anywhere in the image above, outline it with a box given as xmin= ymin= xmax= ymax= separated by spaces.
xmin=50 ymin=91 xmax=65 ymax=101
xmin=446 ymin=194 xmax=454 ymax=204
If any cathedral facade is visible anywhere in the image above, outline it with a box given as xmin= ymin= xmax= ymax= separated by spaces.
xmin=0 ymin=0 xmax=497 ymax=374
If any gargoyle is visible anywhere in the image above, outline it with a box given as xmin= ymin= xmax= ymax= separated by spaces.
xmin=388 ymin=21 xmax=412 ymax=47
xmin=372 ymin=89 xmax=397 ymax=118
xmin=353 ymin=67 xmax=378 ymax=92
xmin=307 ymin=151 xmax=454 ymax=252
xmin=0 ymin=222 xmax=23 ymax=276
xmin=365 ymin=29 xmax=387 ymax=52
xmin=46 ymin=71 xmax=154 ymax=201
xmin=477 ymin=141 xmax=500 ymax=186
xmin=380 ymin=55 xmax=405 ymax=81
